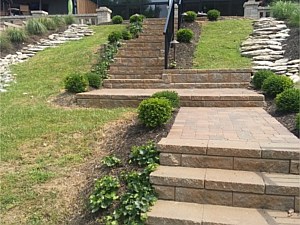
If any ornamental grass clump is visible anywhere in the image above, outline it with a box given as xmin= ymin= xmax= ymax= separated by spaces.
xmin=275 ymin=88 xmax=300 ymax=113
xmin=262 ymin=75 xmax=293 ymax=97
xmin=138 ymin=98 xmax=172 ymax=128
xmin=39 ymin=17 xmax=57 ymax=30
xmin=6 ymin=28 xmax=27 ymax=43
xmin=26 ymin=19 xmax=47 ymax=35
xmin=0 ymin=34 xmax=12 ymax=51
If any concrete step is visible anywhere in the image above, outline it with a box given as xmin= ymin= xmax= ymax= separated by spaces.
xmin=108 ymin=74 xmax=162 ymax=79
xmin=102 ymin=79 xmax=165 ymax=89
xmin=109 ymin=66 xmax=163 ymax=75
xmin=113 ymin=57 xmax=164 ymax=67
xmin=117 ymin=49 xmax=163 ymax=58
xmin=163 ymin=69 xmax=251 ymax=83
xmin=159 ymin=107 xmax=299 ymax=174
xmin=150 ymin=166 xmax=299 ymax=211
xmin=147 ymin=200 xmax=300 ymax=225
xmin=76 ymin=89 xmax=265 ymax=108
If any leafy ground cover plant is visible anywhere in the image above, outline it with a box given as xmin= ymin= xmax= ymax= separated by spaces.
xmin=101 ymin=155 xmax=122 ymax=167
xmin=129 ymin=141 xmax=159 ymax=167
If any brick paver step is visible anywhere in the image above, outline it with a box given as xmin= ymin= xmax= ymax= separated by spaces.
xmin=147 ymin=200 xmax=300 ymax=225
xmin=117 ymin=49 xmax=163 ymax=58
xmin=109 ymin=66 xmax=163 ymax=74
xmin=168 ymin=82 xmax=249 ymax=88
xmin=76 ymin=88 xmax=265 ymax=108
xmin=150 ymin=166 xmax=299 ymax=211
xmin=113 ymin=57 xmax=164 ymax=66
xmin=108 ymin=74 xmax=163 ymax=79
xmin=123 ymin=42 xmax=164 ymax=48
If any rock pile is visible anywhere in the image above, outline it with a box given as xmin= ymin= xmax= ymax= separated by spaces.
xmin=241 ymin=17 xmax=300 ymax=83
xmin=0 ymin=24 xmax=94 ymax=93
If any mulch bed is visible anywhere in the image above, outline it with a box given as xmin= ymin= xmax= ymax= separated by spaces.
xmin=283 ymin=26 xmax=300 ymax=60
xmin=67 ymin=111 xmax=177 ymax=225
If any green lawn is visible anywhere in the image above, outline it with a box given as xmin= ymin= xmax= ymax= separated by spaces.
xmin=0 ymin=25 xmax=132 ymax=224
xmin=193 ymin=19 xmax=253 ymax=69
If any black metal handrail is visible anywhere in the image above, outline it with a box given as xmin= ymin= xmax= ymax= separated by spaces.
xmin=178 ymin=0 xmax=183 ymax=30
xmin=163 ymin=0 xmax=175 ymax=69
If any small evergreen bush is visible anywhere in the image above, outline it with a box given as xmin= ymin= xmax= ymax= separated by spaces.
xmin=86 ymin=72 xmax=101 ymax=88
xmin=207 ymin=9 xmax=221 ymax=21
xmin=64 ymin=73 xmax=89 ymax=93
xmin=112 ymin=15 xmax=124 ymax=24
xmin=0 ymin=34 xmax=12 ymax=51
xmin=39 ymin=17 xmax=57 ymax=30
xmin=52 ymin=16 xmax=66 ymax=27
xmin=64 ymin=15 xmax=75 ymax=25
xmin=138 ymin=98 xmax=172 ymax=128
xmin=129 ymin=14 xmax=145 ymax=23
xmin=262 ymin=75 xmax=294 ymax=97
xmin=252 ymin=70 xmax=275 ymax=90
xmin=296 ymin=113 xmax=300 ymax=131
xmin=26 ymin=19 xmax=47 ymax=35
xmin=122 ymin=30 xmax=132 ymax=40
xmin=151 ymin=90 xmax=180 ymax=108
xmin=177 ymin=28 xmax=194 ymax=43
xmin=6 ymin=28 xmax=27 ymax=43
xmin=184 ymin=11 xmax=197 ymax=22
xmin=275 ymin=88 xmax=300 ymax=113
xmin=108 ymin=31 xmax=122 ymax=43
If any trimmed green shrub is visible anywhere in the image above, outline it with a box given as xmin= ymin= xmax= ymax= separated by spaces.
xmin=89 ymin=175 xmax=120 ymax=213
xmin=184 ymin=11 xmax=197 ymax=22
xmin=271 ymin=0 xmax=299 ymax=20
xmin=138 ymin=98 xmax=172 ymax=128
xmin=177 ymin=28 xmax=194 ymax=43
xmin=64 ymin=73 xmax=89 ymax=93
xmin=64 ymin=15 xmax=75 ymax=25
xmin=26 ymin=19 xmax=47 ymax=35
xmin=39 ymin=17 xmax=57 ymax=30
xmin=275 ymin=88 xmax=300 ymax=113
xmin=52 ymin=16 xmax=66 ymax=27
xmin=0 ymin=34 xmax=12 ymax=51
xmin=122 ymin=30 xmax=132 ymax=40
xmin=129 ymin=14 xmax=145 ymax=23
xmin=6 ymin=28 xmax=27 ymax=43
xmin=112 ymin=15 xmax=124 ymax=24
xmin=262 ymin=75 xmax=294 ymax=97
xmin=108 ymin=31 xmax=122 ymax=43
xmin=207 ymin=9 xmax=221 ymax=21
xmin=151 ymin=90 xmax=180 ymax=108
xmin=129 ymin=141 xmax=159 ymax=167
xmin=296 ymin=113 xmax=300 ymax=130
xmin=86 ymin=72 xmax=101 ymax=88
xmin=252 ymin=70 xmax=275 ymax=90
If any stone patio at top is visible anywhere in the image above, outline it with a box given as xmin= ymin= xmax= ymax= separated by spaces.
xmin=168 ymin=107 xmax=299 ymax=144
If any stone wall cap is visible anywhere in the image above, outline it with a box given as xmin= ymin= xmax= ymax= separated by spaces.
xmin=31 ymin=10 xmax=48 ymax=15
xmin=96 ymin=7 xmax=112 ymax=13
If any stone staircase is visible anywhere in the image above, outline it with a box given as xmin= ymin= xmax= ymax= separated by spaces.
xmin=147 ymin=107 xmax=300 ymax=224
xmin=76 ymin=18 xmax=264 ymax=108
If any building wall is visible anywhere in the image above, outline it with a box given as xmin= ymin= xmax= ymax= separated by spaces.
xmin=77 ymin=0 xmax=97 ymax=14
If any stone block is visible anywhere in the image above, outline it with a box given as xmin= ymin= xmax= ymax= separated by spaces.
xmin=234 ymin=157 xmax=290 ymax=173
xmin=159 ymin=153 xmax=181 ymax=166
xmin=176 ymin=187 xmax=233 ymax=206
xmin=233 ymin=193 xmax=295 ymax=211
xmin=290 ymin=160 xmax=300 ymax=174
xmin=182 ymin=154 xmax=233 ymax=169
xmin=205 ymin=169 xmax=265 ymax=194
xmin=153 ymin=185 xmax=175 ymax=200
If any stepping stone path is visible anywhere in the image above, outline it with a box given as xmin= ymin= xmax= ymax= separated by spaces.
xmin=76 ymin=18 xmax=300 ymax=224
xmin=241 ymin=17 xmax=300 ymax=83
xmin=0 ymin=24 xmax=94 ymax=93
